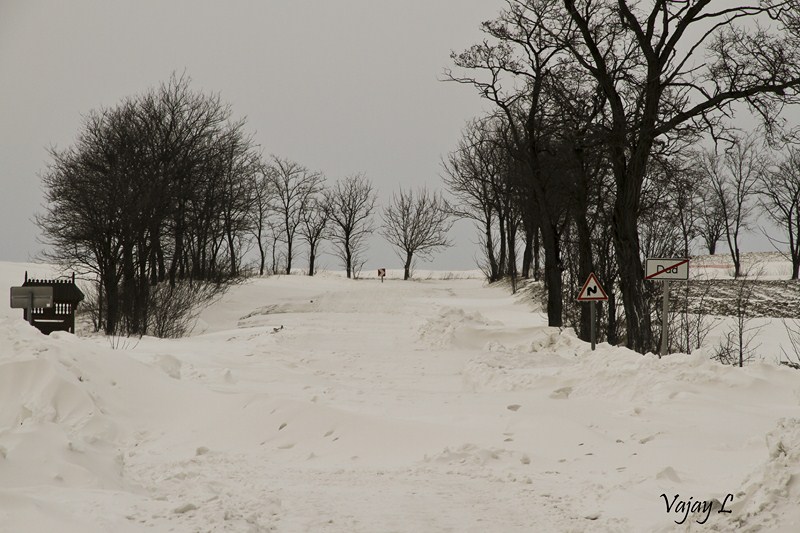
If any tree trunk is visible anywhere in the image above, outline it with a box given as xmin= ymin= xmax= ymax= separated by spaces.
xmin=148 ymin=227 xmax=161 ymax=285
xmin=157 ymin=237 xmax=165 ymax=282
xmin=345 ymin=242 xmax=353 ymax=279
xmin=169 ymin=215 xmax=184 ymax=286
xmin=258 ymin=238 xmax=266 ymax=276
xmin=484 ymin=216 xmax=499 ymax=281
xmin=507 ymin=217 xmax=518 ymax=277
xmin=498 ymin=213 xmax=507 ymax=279
xmin=613 ymin=204 xmax=653 ymax=353
xmin=404 ymin=250 xmax=413 ymax=280
xmin=137 ymin=235 xmax=151 ymax=333
xmin=576 ymin=212 xmax=594 ymax=343
xmin=606 ymin=291 xmax=618 ymax=345
xmin=149 ymin=242 xmax=158 ymax=286
xmin=97 ymin=278 xmax=104 ymax=333
xmin=507 ymin=217 xmax=519 ymax=293
xmin=521 ymin=221 xmax=534 ymax=279
xmin=533 ymin=227 xmax=540 ymax=281
xmin=103 ymin=275 xmax=119 ymax=336
xmin=731 ymin=242 xmax=741 ymax=279
xmin=285 ymin=234 xmax=293 ymax=275
xmin=308 ymin=245 xmax=316 ymax=277
xmin=540 ymin=220 xmax=562 ymax=327
xmin=227 ymin=229 xmax=237 ymax=277
xmin=122 ymin=241 xmax=138 ymax=334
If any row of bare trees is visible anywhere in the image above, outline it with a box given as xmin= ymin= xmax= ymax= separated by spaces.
xmin=697 ymin=134 xmax=800 ymax=280
xmin=253 ymin=163 xmax=453 ymax=281
xmin=38 ymin=75 xmax=456 ymax=336
xmin=39 ymin=75 xmax=258 ymax=336
xmin=249 ymin=160 xmax=377 ymax=279
xmin=443 ymin=0 xmax=800 ymax=353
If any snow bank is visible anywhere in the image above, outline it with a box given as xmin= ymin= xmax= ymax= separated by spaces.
xmin=0 ymin=320 xmax=123 ymax=490
xmin=0 ymin=315 xmax=245 ymax=531
xmin=719 ymin=418 xmax=800 ymax=532
xmin=417 ymin=307 xmax=503 ymax=348
xmin=462 ymin=328 xmax=798 ymax=406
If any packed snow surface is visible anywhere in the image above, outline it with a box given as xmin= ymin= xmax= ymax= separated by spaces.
xmin=2 ymin=264 xmax=800 ymax=532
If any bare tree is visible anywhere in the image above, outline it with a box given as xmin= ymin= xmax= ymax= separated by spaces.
xmin=670 ymin=165 xmax=702 ymax=259
xmin=713 ymin=265 xmax=765 ymax=367
xmin=299 ymin=194 xmax=329 ymax=276
xmin=326 ymin=173 xmax=377 ymax=279
xmin=146 ymin=280 xmax=228 ymax=338
xmin=39 ymin=107 xmax=127 ymax=334
xmin=248 ymin=166 xmax=275 ymax=276
xmin=638 ymin=156 xmax=687 ymax=261
xmin=218 ymin=129 xmax=260 ymax=278
xmin=381 ymin=187 xmax=454 ymax=280
xmin=780 ymin=319 xmax=800 ymax=369
xmin=697 ymin=184 xmax=727 ymax=255
xmin=442 ymin=118 xmax=505 ymax=282
xmin=446 ymin=0 xmax=576 ymax=327
xmin=560 ymin=0 xmax=800 ymax=352
xmin=38 ymin=74 xmax=257 ymax=336
xmin=444 ymin=114 xmax=542 ymax=286
xmin=701 ymin=134 xmax=764 ymax=278
xmin=759 ymin=146 xmax=800 ymax=279
xmin=267 ymin=218 xmax=285 ymax=275
xmin=267 ymin=156 xmax=324 ymax=275
xmin=669 ymin=276 xmax=714 ymax=355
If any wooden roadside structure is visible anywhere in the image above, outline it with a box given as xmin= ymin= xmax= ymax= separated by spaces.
xmin=19 ymin=272 xmax=85 ymax=334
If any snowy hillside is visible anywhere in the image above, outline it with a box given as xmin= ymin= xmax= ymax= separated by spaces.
xmin=2 ymin=261 xmax=800 ymax=532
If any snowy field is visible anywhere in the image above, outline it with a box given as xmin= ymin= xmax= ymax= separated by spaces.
xmin=2 ymin=260 xmax=800 ymax=532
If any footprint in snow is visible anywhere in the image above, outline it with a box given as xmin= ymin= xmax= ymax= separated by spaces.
xmin=173 ymin=503 xmax=198 ymax=514
xmin=550 ymin=386 xmax=572 ymax=399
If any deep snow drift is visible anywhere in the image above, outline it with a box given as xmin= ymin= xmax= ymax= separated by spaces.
xmin=1 ymin=262 xmax=800 ymax=532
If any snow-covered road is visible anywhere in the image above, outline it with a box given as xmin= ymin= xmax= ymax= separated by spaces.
xmin=2 ymin=269 xmax=800 ymax=532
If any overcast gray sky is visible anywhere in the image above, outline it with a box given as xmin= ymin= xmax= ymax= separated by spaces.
xmin=0 ymin=1 xmax=788 ymax=273
xmin=0 ymin=0 xmax=495 ymax=270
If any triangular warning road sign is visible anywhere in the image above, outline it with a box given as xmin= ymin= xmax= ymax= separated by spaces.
xmin=576 ymin=272 xmax=608 ymax=301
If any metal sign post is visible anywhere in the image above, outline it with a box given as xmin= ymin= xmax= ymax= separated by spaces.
xmin=645 ymin=258 xmax=690 ymax=358
xmin=576 ymin=272 xmax=608 ymax=351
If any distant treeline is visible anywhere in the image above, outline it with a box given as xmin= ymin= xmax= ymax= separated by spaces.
xmin=38 ymin=75 xmax=453 ymax=337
